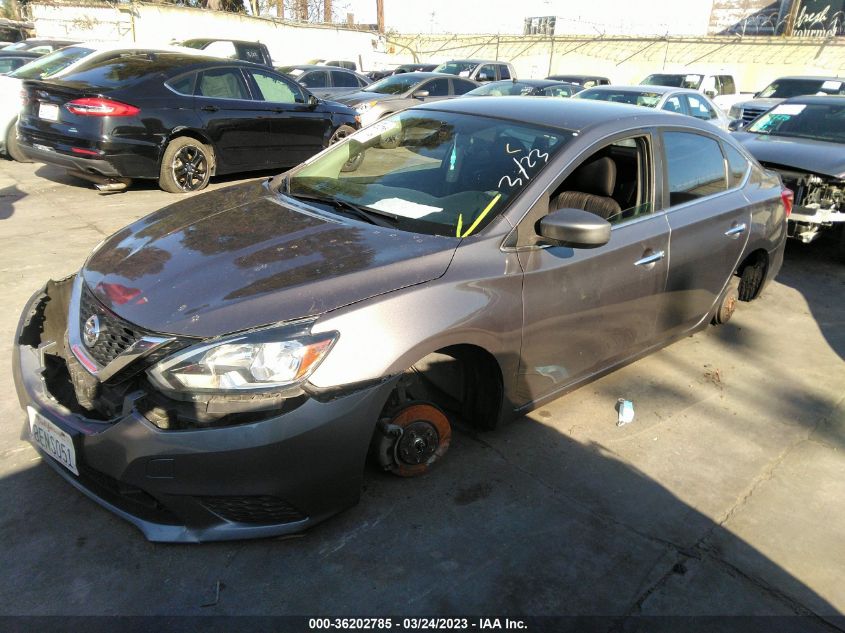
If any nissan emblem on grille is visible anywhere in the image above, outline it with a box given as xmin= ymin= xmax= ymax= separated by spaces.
xmin=83 ymin=315 xmax=100 ymax=348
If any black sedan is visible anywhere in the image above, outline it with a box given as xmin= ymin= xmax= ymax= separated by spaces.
xmin=733 ymin=95 xmax=845 ymax=258
xmin=16 ymin=52 xmax=359 ymax=193
xmin=463 ymin=79 xmax=579 ymax=98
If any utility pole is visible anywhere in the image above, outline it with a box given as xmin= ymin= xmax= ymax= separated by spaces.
xmin=376 ymin=0 xmax=384 ymax=33
xmin=324 ymin=0 xmax=332 ymax=22
xmin=784 ymin=0 xmax=802 ymax=36
xmin=276 ymin=0 xmax=284 ymax=19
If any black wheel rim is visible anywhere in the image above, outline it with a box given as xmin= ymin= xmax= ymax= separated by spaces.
xmin=172 ymin=145 xmax=208 ymax=191
xmin=330 ymin=127 xmax=351 ymax=145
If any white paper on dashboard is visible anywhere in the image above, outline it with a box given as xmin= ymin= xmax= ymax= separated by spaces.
xmin=771 ymin=104 xmax=806 ymax=115
xmin=822 ymin=80 xmax=841 ymax=90
xmin=370 ymin=198 xmax=442 ymax=219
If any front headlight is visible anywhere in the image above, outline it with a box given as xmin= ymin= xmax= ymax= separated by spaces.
xmin=147 ymin=323 xmax=338 ymax=394
xmin=355 ymin=100 xmax=378 ymax=113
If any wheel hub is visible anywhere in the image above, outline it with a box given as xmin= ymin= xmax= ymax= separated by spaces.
xmin=397 ymin=420 xmax=439 ymax=465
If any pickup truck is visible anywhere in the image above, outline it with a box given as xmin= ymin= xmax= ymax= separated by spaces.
xmin=728 ymin=75 xmax=845 ymax=126
xmin=178 ymin=38 xmax=273 ymax=67
xmin=640 ymin=72 xmax=752 ymax=112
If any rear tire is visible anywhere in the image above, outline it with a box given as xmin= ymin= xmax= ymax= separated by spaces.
xmin=738 ymin=257 xmax=766 ymax=301
xmin=5 ymin=122 xmax=32 ymax=163
xmin=158 ymin=137 xmax=212 ymax=194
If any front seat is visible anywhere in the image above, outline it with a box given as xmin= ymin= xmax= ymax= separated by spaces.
xmin=551 ymin=156 xmax=621 ymax=220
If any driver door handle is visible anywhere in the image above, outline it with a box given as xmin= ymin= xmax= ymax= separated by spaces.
xmin=200 ymin=105 xmax=219 ymax=113
xmin=634 ymin=250 xmax=665 ymax=267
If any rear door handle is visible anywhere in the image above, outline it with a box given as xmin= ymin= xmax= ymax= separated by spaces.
xmin=634 ymin=250 xmax=665 ymax=267
xmin=724 ymin=223 xmax=747 ymax=237
xmin=200 ymin=105 xmax=219 ymax=113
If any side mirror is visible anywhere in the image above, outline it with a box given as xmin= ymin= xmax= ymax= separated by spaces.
xmin=538 ymin=208 xmax=611 ymax=248
xmin=704 ymin=89 xmax=716 ymax=98
xmin=728 ymin=118 xmax=744 ymax=132
xmin=477 ymin=73 xmax=491 ymax=82
xmin=412 ymin=90 xmax=429 ymax=98
xmin=753 ymin=92 xmax=760 ymax=98
xmin=308 ymin=94 xmax=319 ymax=107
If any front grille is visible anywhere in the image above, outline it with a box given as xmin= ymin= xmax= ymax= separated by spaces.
xmin=199 ymin=495 xmax=306 ymax=525
xmin=79 ymin=284 xmax=148 ymax=367
xmin=741 ymin=106 xmax=767 ymax=124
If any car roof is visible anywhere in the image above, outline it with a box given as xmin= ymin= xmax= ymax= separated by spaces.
xmin=282 ymin=64 xmax=354 ymax=71
xmin=782 ymin=94 xmax=845 ymax=105
xmin=383 ymin=71 xmax=448 ymax=80
xmin=414 ymin=95 xmax=713 ymax=133
xmin=439 ymin=59 xmax=501 ymax=64
xmin=583 ymin=84 xmax=696 ymax=95
xmin=549 ymin=74 xmax=608 ymax=80
xmin=482 ymin=79 xmax=576 ymax=88
xmin=60 ymin=51 xmax=266 ymax=78
xmin=773 ymin=75 xmax=843 ymax=81
xmin=0 ymin=50 xmax=39 ymax=57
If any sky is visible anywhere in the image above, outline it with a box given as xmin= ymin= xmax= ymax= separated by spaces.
xmin=339 ymin=0 xmax=715 ymax=36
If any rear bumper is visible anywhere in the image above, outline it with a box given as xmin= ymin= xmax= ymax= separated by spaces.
xmin=16 ymin=131 xmax=161 ymax=180
xmin=14 ymin=284 xmax=394 ymax=542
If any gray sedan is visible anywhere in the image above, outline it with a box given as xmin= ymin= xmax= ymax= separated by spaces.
xmin=335 ymin=71 xmax=478 ymax=127
xmin=575 ymin=84 xmax=731 ymax=130
xmin=276 ymin=64 xmax=371 ymax=100
xmin=14 ymin=98 xmax=787 ymax=541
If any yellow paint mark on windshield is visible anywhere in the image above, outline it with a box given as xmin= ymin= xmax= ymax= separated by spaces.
xmin=458 ymin=194 xmax=502 ymax=238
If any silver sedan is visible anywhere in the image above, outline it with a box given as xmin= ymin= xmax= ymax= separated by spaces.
xmin=574 ymin=85 xmax=731 ymax=131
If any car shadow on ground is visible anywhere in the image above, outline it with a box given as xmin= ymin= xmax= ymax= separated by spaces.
xmin=0 ymin=181 xmax=26 ymax=220
xmin=33 ymin=164 xmax=285 ymax=194
xmin=1 ymin=406 xmax=841 ymax=622
xmin=777 ymin=233 xmax=844 ymax=362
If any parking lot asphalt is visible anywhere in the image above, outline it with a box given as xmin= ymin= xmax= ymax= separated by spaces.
xmin=0 ymin=160 xmax=843 ymax=624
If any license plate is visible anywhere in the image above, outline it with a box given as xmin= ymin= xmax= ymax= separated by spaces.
xmin=38 ymin=102 xmax=59 ymax=122
xmin=28 ymin=406 xmax=78 ymax=476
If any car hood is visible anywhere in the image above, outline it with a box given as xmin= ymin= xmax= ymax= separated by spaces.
xmin=335 ymin=91 xmax=400 ymax=106
xmin=81 ymin=181 xmax=458 ymax=338
xmin=734 ymin=132 xmax=845 ymax=179
xmin=735 ymin=97 xmax=783 ymax=110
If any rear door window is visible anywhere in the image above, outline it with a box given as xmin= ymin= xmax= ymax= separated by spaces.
xmin=167 ymin=72 xmax=196 ymax=96
xmin=238 ymin=44 xmax=264 ymax=64
xmin=331 ymin=70 xmax=358 ymax=88
xmin=299 ymin=71 xmax=328 ymax=88
xmin=684 ymin=94 xmax=717 ymax=121
xmin=422 ymin=78 xmax=450 ymax=96
xmin=197 ymin=67 xmax=251 ymax=100
xmin=499 ymin=65 xmax=511 ymax=80
xmin=663 ymin=131 xmax=728 ymax=205
xmin=723 ymin=143 xmax=749 ymax=188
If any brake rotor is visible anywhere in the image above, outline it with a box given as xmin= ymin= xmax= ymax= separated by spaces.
xmin=388 ymin=403 xmax=451 ymax=477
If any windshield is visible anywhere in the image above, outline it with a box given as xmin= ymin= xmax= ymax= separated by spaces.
xmin=642 ymin=74 xmax=703 ymax=89
xmin=746 ymin=102 xmax=845 ymax=142
xmin=576 ymin=89 xmax=661 ymax=107
xmin=9 ymin=46 xmax=94 ymax=79
xmin=286 ymin=110 xmax=570 ymax=237
xmin=364 ymin=74 xmax=422 ymax=94
xmin=433 ymin=61 xmax=477 ymax=76
xmin=758 ymin=78 xmax=845 ymax=99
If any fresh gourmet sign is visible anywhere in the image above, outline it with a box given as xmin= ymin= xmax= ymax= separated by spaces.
xmin=792 ymin=0 xmax=845 ymax=36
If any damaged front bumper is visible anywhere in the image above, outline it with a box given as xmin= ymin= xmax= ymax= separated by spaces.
xmin=13 ymin=278 xmax=393 ymax=542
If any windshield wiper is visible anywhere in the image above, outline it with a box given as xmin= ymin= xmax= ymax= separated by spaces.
xmin=285 ymin=192 xmax=398 ymax=227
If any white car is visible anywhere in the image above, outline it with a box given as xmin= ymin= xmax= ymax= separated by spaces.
xmin=574 ymin=85 xmax=731 ymax=131
xmin=1 ymin=42 xmax=202 ymax=161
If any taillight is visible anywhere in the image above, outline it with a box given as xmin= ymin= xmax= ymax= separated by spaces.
xmin=65 ymin=98 xmax=140 ymax=117
xmin=781 ymin=188 xmax=793 ymax=218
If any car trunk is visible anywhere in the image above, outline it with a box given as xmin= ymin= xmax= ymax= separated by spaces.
xmin=19 ymin=80 xmax=123 ymax=153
